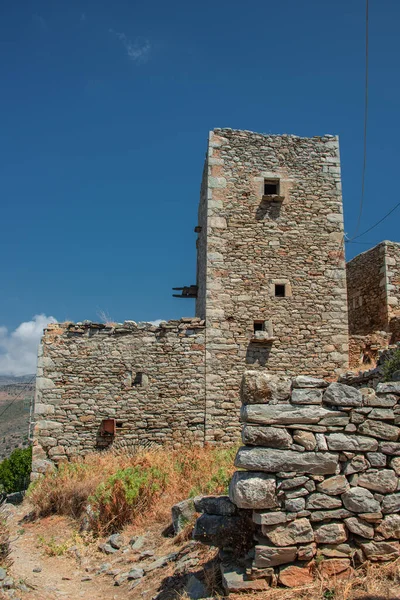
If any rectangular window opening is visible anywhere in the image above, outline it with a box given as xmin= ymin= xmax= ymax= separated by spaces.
xmin=116 ymin=421 xmax=123 ymax=429
xmin=275 ymin=284 xmax=286 ymax=298
xmin=264 ymin=179 xmax=279 ymax=196
xmin=133 ymin=372 xmax=144 ymax=386
xmin=253 ymin=321 xmax=265 ymax=334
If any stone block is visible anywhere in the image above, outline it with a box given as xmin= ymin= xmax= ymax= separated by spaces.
xmin=241 ymin=371 xmax=291 ymax=404
xmin=323 ymin=383 xmax=362 ymax=407
xmin=291 ymin=389 xmax=323 ymax=405
xmin=254 ymin=545 xmax=297 ymax=568
xmin=229 ymin=471 xmax=277 ymax=509
xmin=313 ymin=523 xmax=347 ymax=544
xmin=262 ymin=518 xmax=314 ymax=546
xmin=342 ymin=487 xmax=380 ymax=513
xmin=241 ymin=404 xmax=331 ymax=425
xmin=234 ymin=447 xmax=339 ymax=475
xmin=242 ymin=425 xmax=292 ymax=448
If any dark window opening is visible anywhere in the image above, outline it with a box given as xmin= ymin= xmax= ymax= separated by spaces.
xmin=275 ymin=284 xmax=286 ymax=298
xmin=253 ymin=321 xmax=265 ymax=333
xmin=133 ymin=372 xmax=144 ymax=386
xmin=264 ymin=179 xmax=279 ymax=195
xmin=116 ymin=421 xmax=123 ymax=428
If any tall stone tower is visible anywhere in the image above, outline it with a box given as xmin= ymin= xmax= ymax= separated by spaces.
xmin=195 ymin=128 xmax=349 ymax=443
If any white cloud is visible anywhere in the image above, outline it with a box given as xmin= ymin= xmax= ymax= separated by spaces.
xmin=0 ymin=315 xmax=57 ymax=376
xmin=147 ymin=319 xmax=164 ymax=326
xmin=110 ymin=30 xmax=151 ymax=63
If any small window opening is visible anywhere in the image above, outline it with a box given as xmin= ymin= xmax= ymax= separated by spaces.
xmin=253 ymin=321 xmax=265 ymax=333
xmin=133 ymin=372 xmax=144 ymax=386
xmin=264 ymin=179 xmax=279 ymax=196
xmin=275 ymin=284 xmax=286 ymax=298
xmin=116 ymin=421 xmax=123 ymax=429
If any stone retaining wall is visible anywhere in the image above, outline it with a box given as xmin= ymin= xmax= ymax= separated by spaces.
xmin=195 ymin=371 xmax=400 ymax=592
xmin=32 ymin=319 xmax=206 ymax=477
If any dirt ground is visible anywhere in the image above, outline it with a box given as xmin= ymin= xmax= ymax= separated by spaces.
xmin=4 ymin=502 xmax=219 ymax=600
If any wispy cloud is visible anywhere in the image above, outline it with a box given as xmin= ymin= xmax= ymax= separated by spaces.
xmin=109 ymin=29 xmax=151 ymax=63
xmin=33 ymin=14 xmax=47 ymax=30
xmin=0 ymin=315 xmax=57 ymax=376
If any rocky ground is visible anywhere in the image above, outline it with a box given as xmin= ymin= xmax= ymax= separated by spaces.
xmin=0 ymin=501 xmax=220 ymax=600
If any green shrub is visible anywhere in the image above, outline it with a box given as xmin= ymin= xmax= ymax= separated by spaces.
xmin=88 ymin=465 xmax=169 ymax=533
xmin=383 ymin=347 xmax=400 ymax=381
xmin=0 ymin=447 xmax=32 ymax=494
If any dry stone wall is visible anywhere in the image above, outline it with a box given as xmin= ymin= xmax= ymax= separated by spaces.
xmin=32 ymin=319 xmax=205 ymax=477
xmin=197 ymin=128 xmax=349 ymax=444
xmin=195 ymin=371 xmax=400 ymax=592
xmin=346 ymin=241 xmax=400 ymax=337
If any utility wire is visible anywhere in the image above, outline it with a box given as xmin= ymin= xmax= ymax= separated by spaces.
xmin=0 ymin=376 xmax=35 ymax=420
xmin=348 ymin=200 xmax=400 ymax=242
xmin=351 ymin=0 xmax=369 ymax=239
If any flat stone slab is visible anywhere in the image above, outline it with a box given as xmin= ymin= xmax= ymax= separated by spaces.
xmin=235 ymin=446 xmax=338 ymax=475
xmin=241 ymin=404 xmax=332 ymax=425
xmin=254 ymin=545 xmax=297 ymax=568
xmin=323 ymin=383 xmax=363 ymax=407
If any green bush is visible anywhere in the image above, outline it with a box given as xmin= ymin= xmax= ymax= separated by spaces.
xmin=383 ymin=347 xmax=400 ymax=381
xmin=0 ymin=447 xmax=32 ymax=494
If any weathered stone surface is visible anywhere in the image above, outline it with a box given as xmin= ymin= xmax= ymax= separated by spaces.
xmin=366 ymin=452 xmax=387 ymax=467
xmin=279 ymin=476 xmax=309 ymax=490
xmin=242 ymin=425 xmax=292 ymax=448
xmin=241 ymin=372 xmax=291 ymax=404
xmin=369 ymin=408 xmax=395 ymax=420
xmin=343 ymin=455 xmax=370 ymax=475
xmin=309 ymin=506 xmax=359 ymax=522
xmin=380 ymin=442 xmax=400 ymax=455
xmin=381 ymin=494 xmax=400 ymax=514
xmin=363 ymin=389 xmax=397 ymax=407
xmin=193 ymin=495 xmax=236 ymax=516
xmin=292 ymin=430 xmax=316 ymax=451
xmin=323 ymin=383 xmax=362 ymax=407
xmin=241 ymin=404 xmax=330 ymax=425
xmin=341 ymin=487 xmax=380 ymax=513
xmin=172 ymin=499 xmax=195 ymax=534
xmin=375 ymin=515 xmax=400 ymax=539
xmin=316 ymin=475 xmax=349 ymax=496
xmin=262 ymin=518 xmax=314 ymax=546
xmin=253 ymin=511 xmax=287 ymax=526
xmin=229 ymin=471 xmax=277 ymax=509
xmin=376 ymin=382 xmax=400 ymax=395
xmin=358 ymin=512 xmax=383 ymax=523
xmin=285 ymin=497 xmax=306 ymax=512
xmin=361 ymin=541 xmax=400 ymax=561
xmin=357 ymin=469 xmax=398 ymax=494
xmin=318 ymin=558 xmax=351 ymax=577
xmin=193 ymin=513 xmax=249 ymax=547
xmin=292 ymin=376 xmax=328 ymax=389
xmin=358 ymin=420 xmax=400 ymax=441
xmin=254 ymin=545 xmax=297 ymax=568
xmin=344 ymin=517 xmax=374 ymax=539
xmin=291 ymin=389 xmax=323 ymax=405
xmin=221 ymin=564 xmax=270 ymax=593
xmin=235 ymin=447 xmax=338 ymax=475
xmin=391 ymin=456 xmax=400 ymax=474
xmin=319 ymin=544 xmax=354 ymax=558
xmin=306 ymin=494 xmax=342 ymax=510
xmin=278 ymin=564 xmax=314 ymax=587
xmin=294 ymin=545 xmax=314 ymax=563
xmin=326 ymin=433 xmax=378 ymax=452
xmin=313 ymin=523 xmax=347 ymax=545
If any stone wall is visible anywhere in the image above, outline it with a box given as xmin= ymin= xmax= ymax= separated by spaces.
xmin=196 ymin=128 xmax=349 ymax=444
xmin=32 ymin=319 xmax=206 ymax=477
xmin=195 ymin=371 xmax=400 ymax=592
xmin=346 ymin=241 xmax=400 ymax=337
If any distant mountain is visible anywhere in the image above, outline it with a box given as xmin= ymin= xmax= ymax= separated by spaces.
xmin=0 ymin=375 xmax=35 ymax=461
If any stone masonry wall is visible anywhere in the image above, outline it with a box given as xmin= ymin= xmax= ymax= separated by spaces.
xmin=32 ymin=319 xmax=205 ymax=477
xmin=385 ymin=242 xmax=400 ymax=335
xmin=197 ymin=128 xmax=349 ymax=444
xmin=346 ymin=243 xmax=388 ymax=335
xmin=195 ymin=371 xmax=400 ymax=593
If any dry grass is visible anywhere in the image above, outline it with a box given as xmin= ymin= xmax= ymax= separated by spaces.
xmin=229 ymin=559 xmax=400 ymax=600
xmin=27 ymin=445 xmax=237 ymax=534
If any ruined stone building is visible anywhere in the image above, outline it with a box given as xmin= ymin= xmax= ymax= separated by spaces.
xmin=32 ymin=128 xmax=352 ymax=475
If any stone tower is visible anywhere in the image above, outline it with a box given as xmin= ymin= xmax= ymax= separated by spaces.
xmin=195 ymin=128 xmax=349 ymax=443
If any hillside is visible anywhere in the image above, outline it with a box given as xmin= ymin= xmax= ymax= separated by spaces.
xmin=0 ymin=375 xmax=34 ymax=461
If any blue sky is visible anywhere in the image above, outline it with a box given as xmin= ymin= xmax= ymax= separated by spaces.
xmin=0 ymin=0 xmax=399 ymax=372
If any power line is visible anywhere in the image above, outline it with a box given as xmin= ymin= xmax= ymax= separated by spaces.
xmin=0 ymin=377 xmax=35 ymax=420
xmin=349 ymin=200 xmax=400 ymax=242
xmin=351 ymin=0 xmax=369 ymax=239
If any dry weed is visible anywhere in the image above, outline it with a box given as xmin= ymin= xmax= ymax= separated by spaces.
xmin=27 ymin=445 xmax=237 ymax=534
